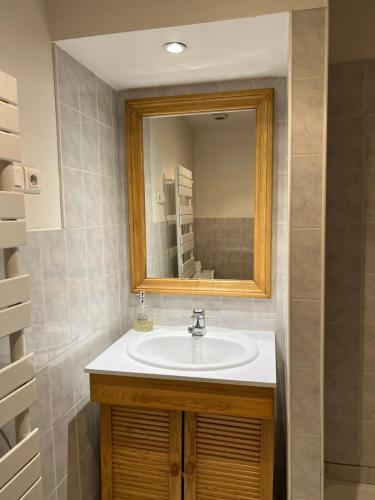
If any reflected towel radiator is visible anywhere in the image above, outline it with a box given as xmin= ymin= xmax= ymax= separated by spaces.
xmin=175 ymin=164 xmax=195 ymax=278
xmin=0 ymin=70 xmax=42 ymax=499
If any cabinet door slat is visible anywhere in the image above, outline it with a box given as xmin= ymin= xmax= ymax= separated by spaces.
xmin=103 ymin=406 xmax=182 ymax=499
xmin=185 ymin=412 xmax=273 ymax=500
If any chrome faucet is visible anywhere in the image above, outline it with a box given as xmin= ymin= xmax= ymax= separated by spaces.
xmin=188 ymin=308 xmax=206 ymax=337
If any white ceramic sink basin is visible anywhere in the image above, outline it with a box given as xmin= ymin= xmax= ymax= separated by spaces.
xmin=127 ymin=328 xmax=259 ymax=371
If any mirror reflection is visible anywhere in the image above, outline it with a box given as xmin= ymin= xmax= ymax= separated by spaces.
xmin=144 ymin=109 xmax=256 ymax=280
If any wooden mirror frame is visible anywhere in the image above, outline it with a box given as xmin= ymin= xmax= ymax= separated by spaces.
xmin=126 ymin=88 xmax=273 ymax=298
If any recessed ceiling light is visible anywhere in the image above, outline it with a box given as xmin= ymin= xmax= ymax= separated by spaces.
xmin=164 ymin=42 xmax=187 ymax=54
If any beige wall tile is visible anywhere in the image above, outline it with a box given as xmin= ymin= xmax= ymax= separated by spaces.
xmin=291 ymin=368 xmax=321 ymax=434
xmin=291 ymin=299 xmax=321 ymax=368
xmin=326 ymin=168 xmax=364 ymax=224
xmin=292 ymin=77 xmax=325 ymax=155
xmin=291 ymin=155 xmax=323 ymax=228
xmin=292 ymin=434 xmax=321 ymax=499
xmin=292 ymin=8 xmax=326 ymax=79
xmin=291 ymin=229 xmax=322 ymax=299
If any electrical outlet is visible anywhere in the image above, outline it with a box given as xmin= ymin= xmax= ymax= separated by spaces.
xmin=23 ymin=166 xmax=41 ymax=194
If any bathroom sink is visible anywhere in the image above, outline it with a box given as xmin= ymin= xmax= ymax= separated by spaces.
xmin=127 ymin=328 xmax=259 ymax=371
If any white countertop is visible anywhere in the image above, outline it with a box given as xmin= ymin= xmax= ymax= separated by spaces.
xmin=85 ymin=326 xmax=276 ymax=388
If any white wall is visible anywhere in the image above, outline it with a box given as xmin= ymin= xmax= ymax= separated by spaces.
xmin=147 ymin=116 xmax=195 ymax=222
xmin=0 ymin=0 xmax=61 ymax=230
xmin=194 ymin=116 xmax=256 ymax=218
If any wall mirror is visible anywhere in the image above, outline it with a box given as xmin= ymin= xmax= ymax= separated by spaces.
xmin=126 ymin=89 xmax=273 ymax=297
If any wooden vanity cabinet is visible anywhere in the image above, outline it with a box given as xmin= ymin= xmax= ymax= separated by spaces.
xmin=90 ymin=374 xmax=275 ymax=500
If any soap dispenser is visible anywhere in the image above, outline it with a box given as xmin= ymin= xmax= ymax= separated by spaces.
xmin=133 ymin=291 xmax=153 ymax=332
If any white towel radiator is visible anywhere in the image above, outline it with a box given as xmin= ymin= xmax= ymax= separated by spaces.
xmin=0 ymin=70 xmax=42 ymax=499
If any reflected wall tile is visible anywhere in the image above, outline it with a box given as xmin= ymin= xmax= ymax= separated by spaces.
xmin=31 ymin=366 xmax=52 ymax=436
xmin=85 ymin=228 xmax=104 ymax=281
xmin=291 ymin=155 xmax=322 ymax=228
xmin=290 ymin=229 xmax=321 ymax=299
xmin=292 ymin=8 xmax=326 ymax=79
xmin=53 ymin=408 xmax=79 ymax=484
xmin=60 ymin=104 xmax=81 ymax=169
xmin=49 ymin=351 xmax=75 ymax=424
xmin=80 ymin=64 xmax=97 ymax=120
xmin=292 ymin=77 xmax=324 ymax=155
xmin=292 ymin=434 xmax=321 ymax=499
xmin=45 ymin=289 xmax=71 ymax=361
xmin=41 ymin=230 xmax=67 ymax=295
xmin=81 ymin=115 xmax=99 ymax=173
xmin=40 ymin=429 xmax=57 ymax=499
xmin=291 ymin=368 xmax=321 ymax=435
xmin=66 ymin=228 xmax=88 ymax=288
xmin=63 ymin=167 xmax=84 ymax=228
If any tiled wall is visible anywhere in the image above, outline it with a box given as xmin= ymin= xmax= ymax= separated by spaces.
xmin=325 ymin=58 xmax=375 ymax=482
xmin=119 ymin=76 xmax=288 ymax=498
xmin=194 ymin=217 xmax=254 ymax=280
xmin=0 ymin=47 xmax=128 ymax=499
xmin=289 ymin=8 xmax=328 ymax=500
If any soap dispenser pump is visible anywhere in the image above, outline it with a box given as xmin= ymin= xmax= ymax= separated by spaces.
xmin=133 ymin=291 xmax=153 ymax=332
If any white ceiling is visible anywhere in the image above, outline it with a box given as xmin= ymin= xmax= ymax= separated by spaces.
xmin=57 ymin=13 xmax=289 ymax=91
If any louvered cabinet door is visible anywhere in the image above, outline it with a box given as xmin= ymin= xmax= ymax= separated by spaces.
xmin=101 ymin=405 xmax=182 ymax=500
xmin=184 ymin=413 xmax=274 ymax=500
